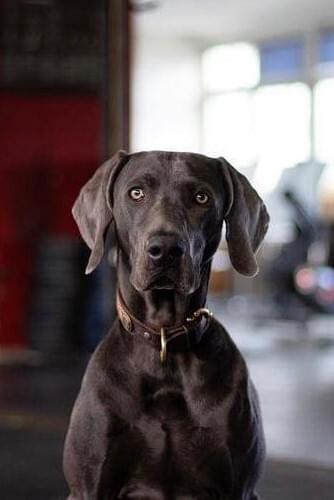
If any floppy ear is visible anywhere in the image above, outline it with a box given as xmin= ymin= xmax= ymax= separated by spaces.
xmin=72 ymin=150 xmax=128 ymax=274
xmin=220 ymin=158 xmax=269 ymax=277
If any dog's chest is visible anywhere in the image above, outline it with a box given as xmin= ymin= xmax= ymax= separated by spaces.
xmin=121 ymin=376 xmax=232 ymax=493
xmin=143 ymin=383 xmax=189 ymax=421
xmin=115 ymin=396 xmax=232 ymax=499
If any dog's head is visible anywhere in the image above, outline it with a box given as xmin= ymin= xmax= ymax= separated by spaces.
xmin=72 ymin=151 xmax=269 ymax=293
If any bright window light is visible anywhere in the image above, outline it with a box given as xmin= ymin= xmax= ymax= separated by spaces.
xmin=202 ymin=43 xmax=260 ymax=92
xmin=202 ymin=91 xmax=256 ymax=166
xmin=314 ymin=78 xmax=334 ymax=164
xmin=253 ymin=83 xmax=311 ymax=194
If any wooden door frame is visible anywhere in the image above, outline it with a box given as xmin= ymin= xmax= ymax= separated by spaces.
xmin=103 ymin=0 xmax=131 ymax=157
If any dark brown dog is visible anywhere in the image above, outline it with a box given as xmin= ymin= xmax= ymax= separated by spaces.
xmin=63 ymin=151 xmax=269 ymax=500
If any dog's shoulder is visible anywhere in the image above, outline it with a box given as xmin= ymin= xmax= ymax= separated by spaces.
xmin=78 ymin=322 xmax=126 ymax=392
xmin=200 ymin=317 xmax=247 ymax=368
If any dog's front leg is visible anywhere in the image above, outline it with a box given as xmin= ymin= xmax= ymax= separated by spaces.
xmin=63 ymin=388 xmax=117 ymax=500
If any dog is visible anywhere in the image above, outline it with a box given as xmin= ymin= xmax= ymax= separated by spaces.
xmin=63 ymin=150 xmax=269 ymax=500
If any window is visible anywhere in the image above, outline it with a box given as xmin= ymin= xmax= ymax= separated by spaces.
xmin=202 ymin=35 xmax=334 ymax=192
xmin=203 ymin=91 xmax=255 ymax=165
xmin=253 ymin=83 xmax=311 ymax=193
xmin=202 ymin=43 xmax=260 ymax=92
xmin=317 ymin=32 xmax=334 ymax=78
xmin=202 ymin=42 xmax=259 ymax=165
xmin=319 ymin=32 xmax=334 ymax=64
xmin=260 ymin=39 xmax=305 ymax=82
xmin=314 ymin=78 xmax=334 ymax=164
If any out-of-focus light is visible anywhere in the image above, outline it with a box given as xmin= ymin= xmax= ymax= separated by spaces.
xmin=314 ymin=78 xmax=334 ymax=164
xmin=202 ymin=43 xmax=260 ymax=92
xmin=253 ymin=82 xmax=311 ymax=194
xmin=295 ymin=267 xmax=317 ymax=294
xmin=202 ymin=91 xmax=256 ymax=165
xmin=318 ymin=267 xmax=334 ymax=290
xmin=295 ymin=266 xmax=334 ymax=307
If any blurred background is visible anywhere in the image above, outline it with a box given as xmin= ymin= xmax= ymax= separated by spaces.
xmin=1 ymin=0 xmax=334 ymax=498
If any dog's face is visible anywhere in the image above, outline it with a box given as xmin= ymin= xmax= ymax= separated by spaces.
xmin=72 ymin=151 xmax=269 ymax=290
xmin=112 ymin=152 xmax=225 ymax=294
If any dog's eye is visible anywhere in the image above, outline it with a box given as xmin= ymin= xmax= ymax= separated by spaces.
xmin=195 ymin=192 xmax=209 ymax=205
xmin=129 ymin=187 xmax=145 ymax=201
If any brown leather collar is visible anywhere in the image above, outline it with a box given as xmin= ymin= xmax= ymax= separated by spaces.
xmin=116 ymin=291 xmax=213 ymax=363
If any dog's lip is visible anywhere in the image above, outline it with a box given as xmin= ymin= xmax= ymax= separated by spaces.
xmin=143 ymin=275 xmax=176 ymax=291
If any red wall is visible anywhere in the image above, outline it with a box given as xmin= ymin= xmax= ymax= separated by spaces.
xmin=0 ymin=92 xmax=102 ymax=347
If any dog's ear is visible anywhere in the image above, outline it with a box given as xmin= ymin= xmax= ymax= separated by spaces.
xmin=72 ymin=150 xmax=128 ymax=274
xmin=220 ymin=158 xmax=269 ymax=277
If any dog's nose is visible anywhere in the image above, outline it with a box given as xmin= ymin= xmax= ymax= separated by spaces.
xmin=147 ymin=235 xmax=185 ymax=264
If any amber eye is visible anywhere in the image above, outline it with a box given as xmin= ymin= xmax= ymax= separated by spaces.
xmin=129 ymin=187 xmax=145 ymax=201
xmin=195 ymin=192 xmax=209 ymax=205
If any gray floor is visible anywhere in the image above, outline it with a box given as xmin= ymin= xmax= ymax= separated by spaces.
xmin=259 ymin=459 xmax=334 ymax=499
xmin=212 ymin=304 xmax=334 ymax=467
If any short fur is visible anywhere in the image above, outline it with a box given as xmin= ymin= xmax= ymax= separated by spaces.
xmin=64 ymin=151 xmax=269 ymax=500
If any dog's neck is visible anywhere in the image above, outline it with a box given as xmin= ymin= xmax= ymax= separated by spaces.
xmin=117 ymin=251 xmax=211 ymax=329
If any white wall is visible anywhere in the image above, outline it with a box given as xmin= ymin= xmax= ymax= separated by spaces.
xmin=131 ymin=36 xmax=202 ymax=153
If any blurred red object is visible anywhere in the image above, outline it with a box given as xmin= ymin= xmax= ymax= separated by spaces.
xmin=0 ymin=92 xmax=102 ymax=348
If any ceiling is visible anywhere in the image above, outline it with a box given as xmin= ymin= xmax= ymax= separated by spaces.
xmin=133 ymin=0 xmax=334 ymax=44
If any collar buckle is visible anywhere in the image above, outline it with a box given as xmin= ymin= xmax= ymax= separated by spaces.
xmin=186 ymin=308 xmax=213 ymax=323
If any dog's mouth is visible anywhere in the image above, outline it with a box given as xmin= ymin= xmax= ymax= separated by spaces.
xmin=130 ymin=252 xmax=201 ymax=295
xmin=143 ymin=275 xmax=176 ymax=291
